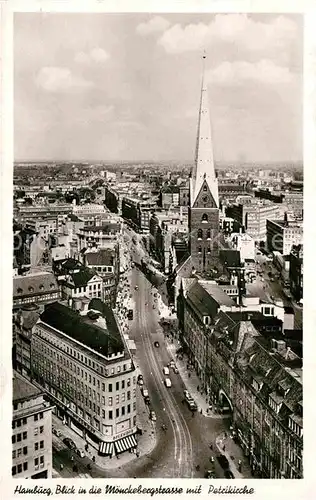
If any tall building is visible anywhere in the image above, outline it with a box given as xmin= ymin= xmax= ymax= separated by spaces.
xmin=31 ymin=301 xmax=138 ymax=456
xmin=12 ymin=371 xmax=54 ymax=479
xmin=188 ymin=56 xmax=220 ymax=275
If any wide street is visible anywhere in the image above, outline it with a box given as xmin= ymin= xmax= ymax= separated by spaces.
xmin=121 ymin=240 xmax=230 ymax=478
xmin=52 ymin=225 xmax=237 ymax=479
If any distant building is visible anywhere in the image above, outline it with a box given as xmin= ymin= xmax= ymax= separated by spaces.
xmin=159 ymin=185 xmax=180 ymax=208
xmin=231 ymin=232 xmax=255 ymax=262
xmin=289 ymin=244 xmax=303 ymax=302
xmin=12 ymin=371 xmax=54 ymax=479
xmin=266 ymin=219 xmax=303 ymax=256
xmin=121 ymin=196 xmax=156 ymax=232
xmin=226 ymin=202 xmax=282 ymax=243
xmin=31 ymin=301 xmax=137 ymax=456
xmin=83 ymin=246 xmax=119 ymax=307
xmin=77 ymin=223 xmax=121 ymax=252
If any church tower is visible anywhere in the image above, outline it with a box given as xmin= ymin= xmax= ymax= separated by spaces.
xmin=189 ymin=55 xmax=220 ymax=275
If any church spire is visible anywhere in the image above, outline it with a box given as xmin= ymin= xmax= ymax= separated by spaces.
xmin=191 ymin=53 xmax=218 ymax=207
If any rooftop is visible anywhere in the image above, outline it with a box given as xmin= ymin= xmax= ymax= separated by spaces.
xmin=13 ymin=272 xmax=59 ymax=298
xmin=199 ymin=281 xmax=235 ymax=307
xmin=40 ymin=301 xmax=124 ymax=357
xmin=13 ymin=372 xmax=42 ymax=402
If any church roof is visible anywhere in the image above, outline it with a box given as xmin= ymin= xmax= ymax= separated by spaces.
xmin=191 ymin=56 xmax=219 ymax=208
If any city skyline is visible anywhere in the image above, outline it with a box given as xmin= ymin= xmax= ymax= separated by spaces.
xmin=15 ymin=13 xmax=302 ymax=163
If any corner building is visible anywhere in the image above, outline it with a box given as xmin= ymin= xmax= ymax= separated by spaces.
xmin=31 ymin=301 xmax=137 ymax=456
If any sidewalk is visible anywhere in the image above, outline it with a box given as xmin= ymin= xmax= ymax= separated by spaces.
xmin=215 ymin=431 xmax=253 ymax=479
xmin=52 ymin=389 xmax=156 ymax=472
xmin=165 ymin=342 xmax=222 ymax=419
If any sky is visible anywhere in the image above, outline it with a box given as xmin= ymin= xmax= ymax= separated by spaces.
xmin=14 ymin=13 xmax=303 ymax=163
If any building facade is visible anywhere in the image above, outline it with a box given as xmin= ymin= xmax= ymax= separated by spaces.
xmin=289 ymin=244 xmax=303 ymax=302
xmin=266 ymin=220 xmax=303 ymax=256
xmin=31 ymin=301 xmax=138 ymax=456
xmin=12 ymin=372 xmax=54 ymax=479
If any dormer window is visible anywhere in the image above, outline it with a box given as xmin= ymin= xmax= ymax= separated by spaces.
xmin=269 ymin=395 xmax=281 ymax=413
xmin=202 ymin=213 xmax=208 ymax=223
xmin=39 ymin=285 xmax=44 ymax=291
xmin=17 ymin=288 xmax=23 ymax=294
xmin=288 ymin=417 xmax=303 ymax=437
xmin=252 ymin=378 xmax=263 ymax=392
xmin=28 ymin=286 xmax=34 ymax=292
xmin=204 ymin=316 xmax=211 ymax=326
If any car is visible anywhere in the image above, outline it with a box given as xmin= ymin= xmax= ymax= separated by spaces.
xmin=184 ymin=390 xmax=191 ymax=399
xmin=54 ymin=428 xmax=62 ymax=438
xmin=187 ymin=400 xmax=197 ymax=411
xmin=205 ymin=470 xmax=216 ymax=479
xmin=135 ymin=286 xmax=139 ymax=290
xmin=142 ymin=388 xmax=149 ymax=397
xmin=154 ymin=341 xmax=160 ymax=348
xmin=76 ymin=449 xmax=85 ymax=458
xmin=163 ymin=366 xmax=170 ymax=375
xmin=224 ymin=470 xmax=235 ymax=479
xmin=137 ymin=375 xmax=144 ymax=386
xmin=153 ymin=305 xmax=156 ymax=309
xmin=173 ymin=366 xmax=179 ymax=374
xmin=164 ymin=378 xmax=172 ymax=388
xmin=144 ymin=396 xmax=150 ymax=405
xmin=149 ymin=411 xmax=157 ymax=421
xmin=170 ymin=360 xmax=175 ymax=367
xmin=217 ymin=454 xmax=230 ymax=469
xmin=63 ymin=437 xmax=76 ymax=450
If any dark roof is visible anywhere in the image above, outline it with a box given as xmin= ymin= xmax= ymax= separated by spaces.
xmin=54 ymin=258 xmax=84 ymax=271
xmin=220 ymin=249 xmax=241 ymax=267
xmin=85 ymin=249 xmax=115 ymax=266
xmin=13 ymin=373 xmax=42 ymax=402
xmin=40 ymin=302 xmax=124 ymax=356
xmin=187 ymin=282 xmax=220 ymax=317
xmin=71 ymin=268 xmax=98 ymax=287
xmin=161 ymin=185 xmax=180 ymax=194
xmin=13 ymin=272 xmax=59 ymax=298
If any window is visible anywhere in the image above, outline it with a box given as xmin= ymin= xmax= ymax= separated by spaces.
xmin=123 ymin=364 xmax=127 ymax=371
xmin=109 ymin=384 xmax=112 ymax=393
xmin=12 ymin=435 xmax=16 ymax=444
xmin=116 ymin=382 xmax=119 ymax=391
xmin=202 ymin=213 xmax=208 ymax=222
xmin=102 ymin=409 xmax=105 ymax=419
xmin=23 ymin=431 xmax=27 ymax=440
xmin=122 ymin=380 xmax=125 ymax=389
xmin=127 ymin=378 xmax=131 ymax=387
xmin=34 ymin=457 xmax=39 ymax=467
xmin=40 ymin=426 xmax=44 ymax=434
xmin=17 ymin=433 xmax=22 ymax=442
xmin=40 ymin=455 xmax=44 ymax=465
xmin=34 ymin=414 xmax=38 ymax=422
xmin=23 ymin=462 xmax=28 ymax=471
xmin=116 ymin=409 xmax=119 ymax=418
xmin=127 ymin=404 xmax=131 ymax=413
xmin=12 ymin=466 xmax=17 ymax=476
xmin=121 ymin=406 xmax=125 ymax=416
xmin=197 ymin=229 xmax=203 ymax=239
xmin=198 ymin=246 xmax=202 ymax=253
xmin=127 ymin=391 xmax=131 ymax=400
xmin=23 ymin=446 xmax=28 ymax=455
xmin=116 ymin=395 xmax=119 ymax=404
xmin=108 ymin=397 xmax=113 ymax=406
xmin=40 ymin=440 xmax=44 ymax=449
xmin=35 ymin=442 xmax=39 ymax=451
xmin=206 ymin=229 xmax=211 ymax=239
xmin=109 ymin=410 xmax=113 ymax=420
xmin=17 ymin=464 xmax=22 ymax=474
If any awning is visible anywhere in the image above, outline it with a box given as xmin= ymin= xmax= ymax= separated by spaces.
xmin=99 ymin=441 xmax=114 ymax=455
xmin=114 ymin=434 xmax=137 ymax=454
